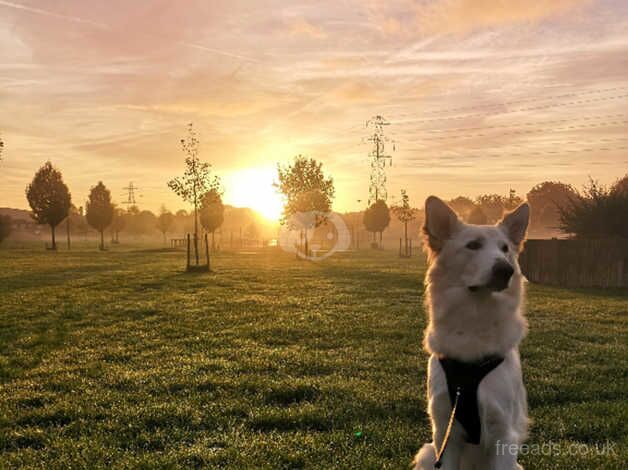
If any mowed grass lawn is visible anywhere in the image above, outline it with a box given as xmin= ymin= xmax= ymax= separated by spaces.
xmin=0 ymin=245 xmax=626 ymax=469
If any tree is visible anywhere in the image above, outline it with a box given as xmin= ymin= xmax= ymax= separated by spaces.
xmin=110 ymin=207 xmax=126 ymax=243
xmin=391 ymin=190 xmax=417 ymax=257
xmin=611 ymin=173 xmax=628 ymax=196
xmin=0 ymin=215 xmax=11 ymax=245
xmin=527 ymin=182 xmax=577 ymax=230
xmin=175 ymin=209 xmax=192 ymax=236
xmin=467 ymin=206 xmax=488 ymax=224
xmin=475 ymin=194 xmax=505 ymax=223
xmin=26 ymin=161 xmax=72 ymax=250
xmin=363 ymin=200 xmax=391 ymax=248
xmin=168 ymin=123 xmax=221 ymax=265
xmin=86 ymin=182 xmax=114 ymax=250
xmin=245 ymin=221 xmax=260 ymax=241
xmin=559 ymin=178 xmax=628 ymax=238
xmin=125 ymin=209 xmax=157 ymax=236
xmin=199 ymin=189 xmax=224 ymax=251
xmin=156 ymin=205 xmax=175 ymax=244
xmin=275 ymin=155 xmax=335 ymax=258
xmin=448 ymin=196 xmax=475 ymax=221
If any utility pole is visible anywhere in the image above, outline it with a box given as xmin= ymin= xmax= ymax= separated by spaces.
xmin=365 ymin=115 xmax=395 ymax=206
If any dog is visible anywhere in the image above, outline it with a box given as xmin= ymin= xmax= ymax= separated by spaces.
xmin=413 ymin=196 xmax=530 ymax=470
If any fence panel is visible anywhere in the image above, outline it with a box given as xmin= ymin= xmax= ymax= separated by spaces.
xmin=519 ymin=238 xmax=628 ymax=288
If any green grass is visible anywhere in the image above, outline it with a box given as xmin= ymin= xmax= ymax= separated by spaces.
xmin=0 ymin=245 xmax=626 ymax=469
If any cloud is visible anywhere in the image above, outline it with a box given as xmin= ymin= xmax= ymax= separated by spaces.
xmin=417 ymin=0 xmax=592 ymax=34
xmin=286 ymin=17 xmax=327 ymax=39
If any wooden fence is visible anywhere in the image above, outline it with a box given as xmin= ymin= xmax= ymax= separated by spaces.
xmin=519 ymin=238 xmax=628 ymax=288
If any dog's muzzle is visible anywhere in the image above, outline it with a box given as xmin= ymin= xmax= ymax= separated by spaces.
xmin=469 ymin=261 xmax=514 ymax=292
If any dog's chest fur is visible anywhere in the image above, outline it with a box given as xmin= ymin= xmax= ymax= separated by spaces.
xmin=423 ymin=267 xmax=527 ymax=362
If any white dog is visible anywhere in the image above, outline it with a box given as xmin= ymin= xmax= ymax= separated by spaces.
xmin=413 ymin=196 xmax=530 ymax=470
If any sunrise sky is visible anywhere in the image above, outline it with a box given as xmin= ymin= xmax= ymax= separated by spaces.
xmin=1 ymin=0 xmax=627 ymax=218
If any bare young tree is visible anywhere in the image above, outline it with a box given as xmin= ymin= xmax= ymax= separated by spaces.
xmin=26 ymin=161 xmax=72 ymax=250
xmin=391 ymin=189 xmax=417 ymax=257
xmin=168 ymin=123 xmax=221 ymax=265
xmin=86 ymin=182 xmax=114 ymax=250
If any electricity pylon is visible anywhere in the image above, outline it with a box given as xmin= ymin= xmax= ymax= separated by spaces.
xmin=365 ymin=115 xmax=395 ymax=205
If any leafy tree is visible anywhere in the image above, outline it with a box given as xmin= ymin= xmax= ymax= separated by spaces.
xmin=504 ymin=189 xmax=523 ymax=211
xmin=86 ymin=182 xmax=114 ymax=250
xmin=174 ymin=209 xmax=192 ymax=236
xmin=0 ymin=215 xmax=11 ymax=245
xmin=276 ymin=155 xmax=335 ymax=257
xmin=475 ymin=194 xmax=505 ymax=223
xmin=109 ymin=207 xmax=126 ymax=243
xmin=125 ymin=209 xmax=157 ymax=236
xmin=448 ymin=196 xmax=475 ymax=221
xmin=156 ymin=205 xmax=175 ymax=244
xmin=527 ymin=182 xmax=576 ymax=230
xmin=199 ymin=189 xmax=224 ymax=251
xmin=467 ymin=206 xmax=488 ymax=224
xmin=559 ymin=178 xmax=628 ymax=238
xmin=391 ymin=190 xmax=417 ymax=256
xmin=25 ymin=161 xmax=72 ymax=250
xmin=611 ymin=173 xmax=628 ymax=196
xmin=364 ymin=200 xmax=391 ymax=248
xmin=168 ymin=123 xmax=221 ymax=265
xmin=245 ymin=221 xmax=260 ymax=240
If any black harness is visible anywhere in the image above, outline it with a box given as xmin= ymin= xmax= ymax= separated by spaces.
xmin=434 ymin=355 xmax=504 ymax=468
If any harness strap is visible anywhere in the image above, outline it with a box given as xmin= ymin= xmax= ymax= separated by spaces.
xmin=434 ymin=387 xmax=460 ymax=469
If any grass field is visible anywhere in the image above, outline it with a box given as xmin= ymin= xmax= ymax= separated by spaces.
xmin=0 ymin=245 xmax=626 ymax=469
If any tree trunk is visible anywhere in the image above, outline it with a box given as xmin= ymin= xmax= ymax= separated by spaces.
xmin=212 ymin=231 xmax=215 ymax=252
xmin=51 ymin=224 xmax=56 ymax=250
xmin=404 ymin=221 xmax=408 ymax=257
xmin=193 ymin=204 xmax=199 ymax=265
xmin=100 ymin=230 xmax=104 ymax=251
xmin=67 ymin=217 xmax=71 ymax=250
xmin=304 ymin=231 xmax=309 ymax=258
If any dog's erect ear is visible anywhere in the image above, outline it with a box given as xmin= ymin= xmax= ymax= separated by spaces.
xmin=423 ymin=196 xmax=460 ymax=253
xmin=499 ymin=202 xmax=530 ymax=248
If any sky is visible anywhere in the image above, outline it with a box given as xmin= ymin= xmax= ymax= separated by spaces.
xmin=1 ymin=0 xmax=627 ymax=218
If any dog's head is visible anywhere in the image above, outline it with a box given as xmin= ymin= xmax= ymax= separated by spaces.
xmin=422 ymin=196 xmax=529 ymax=293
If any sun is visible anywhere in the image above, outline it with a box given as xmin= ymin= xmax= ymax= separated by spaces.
xmin=225 ymin=167 xmax=283 ymax=222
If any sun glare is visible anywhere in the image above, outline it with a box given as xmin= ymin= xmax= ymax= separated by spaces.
xmin=225 ymin=167 xmax=283 ymax=222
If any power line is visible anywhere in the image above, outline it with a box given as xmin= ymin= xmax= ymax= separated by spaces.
xmin=391 ymin=92 xmax=628 ymax=125
xmin=385 ymin=84 xmax=628 ymax=118
xmin=401 ymin=145 xmax=628 ymax=162
xmin=395 ymin=112 xmax=628 ymax=135
xmin=397 ymin=117 xmax=628 ymax=143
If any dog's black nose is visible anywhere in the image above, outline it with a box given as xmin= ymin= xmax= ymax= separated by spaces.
xmin=489 ymin=262 xmax=514 ymax=291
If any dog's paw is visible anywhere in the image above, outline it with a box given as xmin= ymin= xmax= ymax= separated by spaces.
xmin=412 ymin=443 xmax=436 ymax=470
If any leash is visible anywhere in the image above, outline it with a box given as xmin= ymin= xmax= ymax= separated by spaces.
xmin=434 ymin=387 xmax=461 ymax=469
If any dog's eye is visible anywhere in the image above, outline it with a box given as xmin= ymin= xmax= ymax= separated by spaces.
xmin=466 ymin=240 xmax=482 ymax=250
xmin=501 ymin=244 xmax=509 ymax=253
